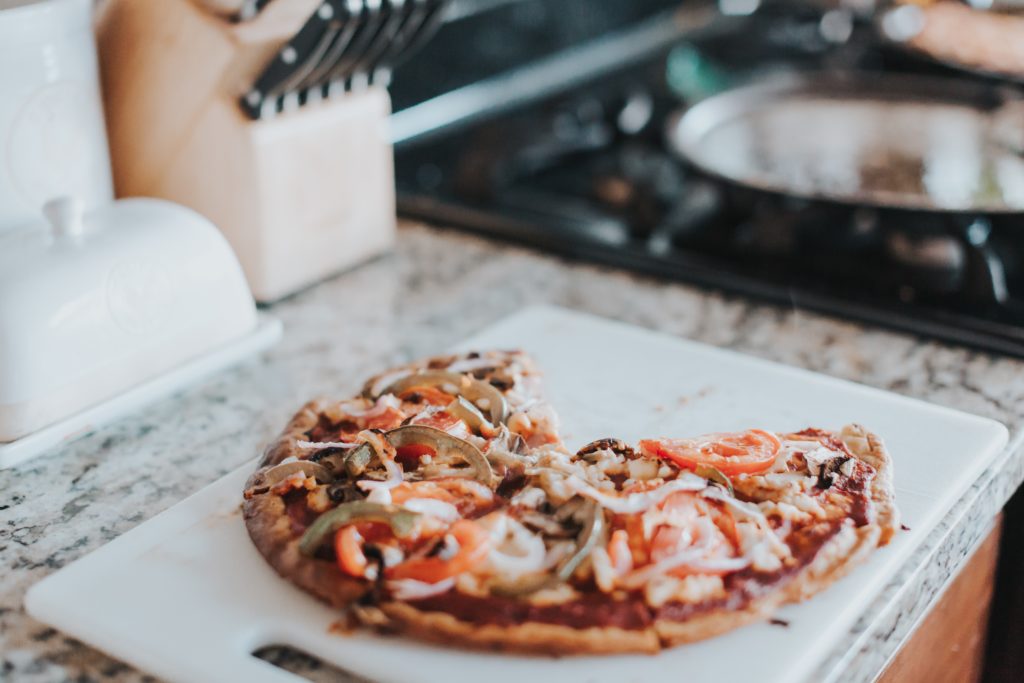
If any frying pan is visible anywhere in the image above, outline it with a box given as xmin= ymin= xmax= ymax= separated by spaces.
xmin=666 ymin=72 xmax=1024 ymax=306
xmin=667 ymin=72 xmax=1024 ymax=213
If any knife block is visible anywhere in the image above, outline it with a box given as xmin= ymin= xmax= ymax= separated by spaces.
xmin=96 ymin=0 xmax=396 ymax=302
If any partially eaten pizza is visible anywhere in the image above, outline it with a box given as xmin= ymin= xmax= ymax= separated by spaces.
xmin=243 ymin=351 xmax=898 ymax=654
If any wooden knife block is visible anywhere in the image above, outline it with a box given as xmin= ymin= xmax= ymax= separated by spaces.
xmin=96 ymin=0 xmax=396 ymax=302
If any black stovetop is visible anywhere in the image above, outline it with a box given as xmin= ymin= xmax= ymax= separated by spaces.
xmin=392 ymin=7 xmax=1024 ymax=357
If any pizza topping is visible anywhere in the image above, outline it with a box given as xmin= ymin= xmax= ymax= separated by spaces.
xmin=555 ymin=501 xmax=605 ymax=582
xmin=445 ymin=395 xmax=498 ymax=437
xmin=640 ymin=430 xmax=782 ymax=476
xmin=377 ymin=371 xmax=509 ymax=425
xmin=387 ymin=519 xmax=491 ymax=583
xmin=694 ymin=464 xmax=734 ymax=496
xmin=607 ymin=529 xmax=635 ymax=575
xmin=626 ymin=457 xmax=661 ymax=481
xmin=480 ymin=514 xmax=548 ymax=577
xmin=507 ymin=402 xmax=562 ymax=447
xmin=242 ymin=461 xmax=330 ymax=498
xmin=510 ymin=486 xmax=547 ymax=510
xmin=328 ymin=395 xmax=404 ymax=421
xmin=336 ymin=526 xmax=370 ymax=577
xmin=364 ymin=369 xmax=414 ymax=399
xmin=577 ymin=438 xmax=636 ymax=461
xmin=298 ymin=502 xmax=421 ymax=556
xmin=840 ymin=457 xmax=856 ymax=478
xmin=566 ymin=472 xmax=707 ymax=515
xmin=386 ymin=425 xmax=494 ymax=487
xmin=400 ymin=497 xmax=461 ymax=523
xmin=804 ymin=446 xmax=841 ymax=478
xmin=406 ymin=407 xmax=470 ymax=437
xmin=391 ymin=478 xmax=495 ymax=517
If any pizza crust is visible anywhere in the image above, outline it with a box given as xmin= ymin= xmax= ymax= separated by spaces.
xmin=375 ymin=601 xmax=661 ymax=655
xmin=243 ymin=399 xmax=369 ymax=609
xmin=839 ymin=423 xmax=899 ymax=545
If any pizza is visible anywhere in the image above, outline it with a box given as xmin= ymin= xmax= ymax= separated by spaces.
xmin=243 ymin=351 xmax=898 ymax=654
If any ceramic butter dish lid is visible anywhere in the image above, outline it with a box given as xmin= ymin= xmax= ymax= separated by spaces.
xmin=0 ymin=197 xmax=258 ymax=442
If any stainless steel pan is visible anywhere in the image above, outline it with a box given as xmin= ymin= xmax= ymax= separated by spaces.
xmin=667 ymin=72 xmax=1024 ymax=213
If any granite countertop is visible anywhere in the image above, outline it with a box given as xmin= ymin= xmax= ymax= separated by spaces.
xmin=4 ymin=223 xmax=1024 ymax=682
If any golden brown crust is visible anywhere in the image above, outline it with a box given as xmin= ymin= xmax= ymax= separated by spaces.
xmin=840 ymin=423 xmax=899 ymax=545
xmin=375 ymin=602 xmax=661 ymax=655
xmin=243 ymin=399 xmax=368 ymax=609
xmin=653 ymin=601 xmax=780 ymax=647
xmin=254 ymin=399 xmax=322 ymax=471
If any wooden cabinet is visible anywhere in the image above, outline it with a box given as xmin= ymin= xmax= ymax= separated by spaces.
xmin=877 ymin=520 xmax=1001 ymax=683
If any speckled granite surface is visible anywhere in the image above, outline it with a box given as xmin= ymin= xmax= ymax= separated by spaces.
xmin=3 ymin=223 xmax=1024 ymax=683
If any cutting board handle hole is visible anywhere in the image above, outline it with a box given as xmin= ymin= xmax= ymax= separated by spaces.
xmin=252 ymin=643 xmax=366 ymax=681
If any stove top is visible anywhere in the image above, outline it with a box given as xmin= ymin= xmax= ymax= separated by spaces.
xmin=392 ymin=6 xmax=1024 ymax=357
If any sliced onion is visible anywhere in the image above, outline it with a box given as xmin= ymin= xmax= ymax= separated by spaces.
xmin=366 ymin=369 xmax=413 ymax=398
xmin=482 ymin=515 xmax=548 ymax=577
xmin=358 ymin=455 xmax=403 ymax=492
xmin=567 ymin=473 xmax=707 ymax=515
xmin=335 ymin=394 xmax=402 ymax=419
xmin=620 ymin=538 xmax=749 ymax=589
xmin=401 ymin=497 xmax=461 ymax=523
xmin=701 ymin=487 xmax=790 ymax=554
xmin=700 ymin=486 xmax=767 ymax=522
xmin=365 ymin=487 xmax=393 ymax=505
xmin=386 ymin=577 xmax=456 ymax=600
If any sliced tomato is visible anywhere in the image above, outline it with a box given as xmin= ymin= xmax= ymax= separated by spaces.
xmin=390 ymin=478 xmax=493 ymax=515
xmin=607 ymin=529 xmax=634 ymax=575
xmin=386 ymin=519 xmax=490 ymax=583
xmin=366 ymin=410 xmax=405 ymax=432
xmin=639 ymin=429 xmax=781 ymax=476
xmin=334 ymin=522 xmax=397 ymax=577
xmin=394 ymin=442 xmax=437 ymax=466
xmin=335 ymin=526 xmax=368 ymax=577
xmin=406 ymin=409 xmax=471 ymax=440
xmin=398 ymin=385 xmax=454 ymax=406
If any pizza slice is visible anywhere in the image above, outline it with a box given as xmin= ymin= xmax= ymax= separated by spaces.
xmin=362 ymin=427 xmax=898 ymax=653
xmin=242 ymin=350 xmax=562 ymax=611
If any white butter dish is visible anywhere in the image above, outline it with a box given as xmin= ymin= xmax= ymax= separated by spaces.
xmin=0 ymin=197 xmax=281 ymax=466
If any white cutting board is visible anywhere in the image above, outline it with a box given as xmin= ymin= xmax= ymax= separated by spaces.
xmin=26 ymin=306 xmax=1008 ymax=683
